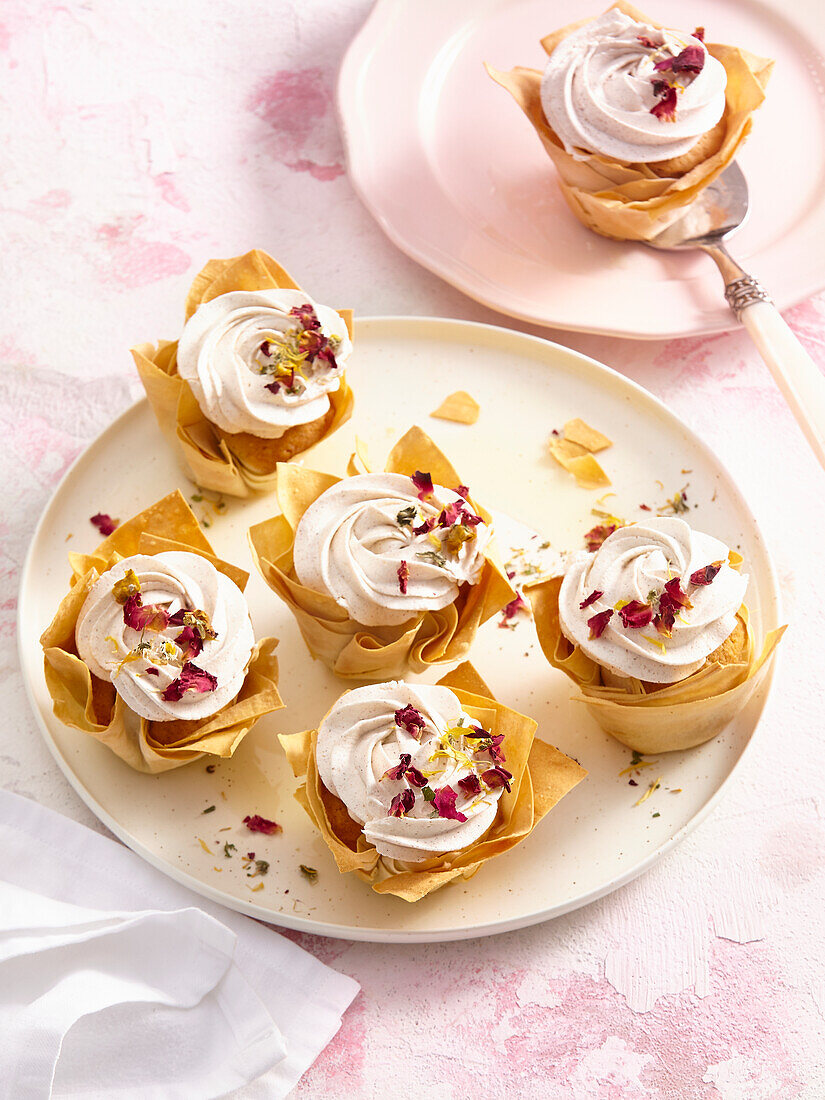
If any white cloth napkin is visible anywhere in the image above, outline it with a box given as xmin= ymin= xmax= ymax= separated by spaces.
xmin=0 ymin=789 xmax=359 ymax=1099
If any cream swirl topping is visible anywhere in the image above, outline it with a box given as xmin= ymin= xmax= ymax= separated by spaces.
xmin=540 ymin=10 xmax=727 ymax=163
xmin=558 ymin=517 xmax=748 ymax=683
xmin=292 ymin=473 xmax=491 ymax=627
xmin=316 ymin=681 xmax=509 ymax=862
xmin=75 ymin=552 xmax=255 ymax=721
xmin=176 ymin=289 xmax=352 ymax=439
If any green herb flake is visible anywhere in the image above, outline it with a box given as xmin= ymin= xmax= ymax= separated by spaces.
xmin=202 ymin=805 xmax=216 ymax=815
xmin=205 ymin=763 xmax=216 ymax=774
xmin=416 ymin=550 xmax=447 ymax=568
xmin=191 ymin=493 xmax=203 ymax=502
xmin=254 ymin=859 xmax=269 ymax=876
xmin=652 ymin=812 xmax=661 ymax=818
xmin=300 ymin=864 xmax=318 ymax=882
xmin=422 ymin=786 xmax=435 ymax=802
xmin=223 ymin=842 xmax=236 ymax=858
xmin=396 ymin=505 xmax=417 ymax=527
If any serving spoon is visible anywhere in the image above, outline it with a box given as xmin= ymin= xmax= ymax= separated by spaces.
xmin=647 ymin=161 xmax=825 ymax=470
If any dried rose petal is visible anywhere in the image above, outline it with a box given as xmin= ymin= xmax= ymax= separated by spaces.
xmin=664 ymin=577 xmax=693 ymax=610
xmin=412 ymin=516 xmax=437 ymax=536
xmin=459 ymin=507 xmax=483 ymax=527
xmin=260 ymin=339 xmax=272 ymax=356
xmin=579 ymin=590 xmax=603 ymax=610
xmin=657 ymin=44 xmax=705 ymax=74
xmin=498 ymin=592 xmax=527 ymax=627
xmin=395 ymin=704 xmax=426 ymax=737
xmin=585 ymin=524 xmax=616 ymax=552
xmin=383 ymin=753 xmax=412 ymax=782
xmin=265 ymin=378 xmax=283 ymax=395
xmin=587 ymin=609 xmax=613 ymax=639
xmin=654 ymin=602 xmax=676 ymax=637
xmin=161 ymin=661 xmax=218 ymax=701
xmin=619 ymin=600 xmax=654 ymax=629
xmin=690 ymin=561 xmax=723 ymax=586
xmin=693 ymin=26 xmax=705 ymax=42
xmin=651 ymin=84 xmax=678 ymax=121
xmin=145 ymin=667 xmax=160 ymax=676
xmin=176 ymin=625 xmax=204 ymax=661
xmin=90 ymin=513 xmax=118 ymax=537
xmin=388 ymin=789 xmax=415 ymax=817
xmin=637 ymin=33 xmax=662 ymax=48
xmin=438 ymin=502 xmax=462 ymax=528
xmin=481 ymin=766 xmax=513 ymax=792
xmin=432 ymin=786 xmax=467 ymax=822
xmin=289 ymin=303 xmax=321 ymax=331
xmin=243 ymin=814 xmax=281 ymax=835
xmin=405 ymin=765 xmax=428 ymax=788
xmin=454 ymin=485 xmax=470 ymax=499
xmin=411 ymin=470 xmax=434 ymax=500
xmin=397 ymin=559 xmax=409 ymax=594
xmin=123 ymin=594 xmax=170 ymax=633
xmin=457 ymin=774 xmax=482 ymax=797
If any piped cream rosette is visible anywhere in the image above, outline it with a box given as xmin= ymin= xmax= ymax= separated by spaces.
xmin=486 ymin=0 xmax=773 ymax=241
xmin=248 ymin=427 xmax=516 ymax=680
xmin=279 ymin=663 xmax=587 ymax=901
xmin=40 ymin=491 xmax=283 ymax=773
xmin=526 ymin=517 xmax=785 ymax=753
xmin=132 ymin=250 xmax=354 ymax=497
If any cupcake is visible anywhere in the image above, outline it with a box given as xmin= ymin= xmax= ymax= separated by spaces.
xmin=132 ymin=249 xmax=354 ymax=496
xmin=248 ymin=426 xmax=516 ymax=679
xmin=40 ymin=490 xmax=283 ymax=772
xmin=279 ymin=663 xmax=586 ymax=900
xmin=526 ymin=516 xmax=785 ymax=753
xmin=486 ymin=1 xmax=772 ymax=241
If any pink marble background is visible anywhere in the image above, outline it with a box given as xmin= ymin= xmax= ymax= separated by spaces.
xmin=1 ymin=1 xmax=824 ymax=1096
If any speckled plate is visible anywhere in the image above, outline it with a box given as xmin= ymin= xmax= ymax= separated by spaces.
xmin=339 ymin=0 xmax=825 ymax=337
xmin=18 ymin=318 xmax=781 ymax=942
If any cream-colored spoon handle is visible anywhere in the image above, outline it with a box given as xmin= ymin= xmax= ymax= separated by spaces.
xmin=705 ymin=243 xmax=825 ymax=472
xmin=739 ymin=301 xmax=825 ymax=469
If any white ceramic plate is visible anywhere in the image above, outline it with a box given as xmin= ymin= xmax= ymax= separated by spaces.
xmin=339 ymin=0 xmax=825 ymax=338
xmin=18 ymin=318 xmax=781 ymax=942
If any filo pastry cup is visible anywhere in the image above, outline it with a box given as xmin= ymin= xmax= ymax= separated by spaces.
xmin=486 ymin=0 xmax=773 ymax=242
xmin=40 ymin=490 xmax=283 ymax=773
xmin=526 ymin=553 xmax=785 ymax=754
xmin=132 ymin=249 xmax=354 ymax=497
xmin=278 ymin=662 xmax=587 ymax=901
xmin=248 ymin=426 xmax=516 ymax=680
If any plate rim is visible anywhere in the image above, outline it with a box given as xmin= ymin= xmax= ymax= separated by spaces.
xmin=17 ymin=314 xmax=782 ymax=943
xmin=338 ymin=0 xmax=825 ymax=340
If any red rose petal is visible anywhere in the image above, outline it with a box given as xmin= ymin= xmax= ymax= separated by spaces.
xmin=619 ymin=600 xmax=653 ymax=629
xmin=90 ymin=513 xmax=118 ymax=537
xmin=579 ymin=590 xmax=603 ymax=610
xmin=651 ymin=84 xmax=678 ymax=121
xmin=395 ymin=705 xmax=426 ymax=738
xmin=411 ymin=470 xmax=434 ymax=500
xmin=481 ymin=766 xmax=513 ymax=792
xmin=693 ymin=26 xmax=705 ymax=42
xmin=457 ymin=774 xmax=482 ymax=797
xmin=653 ymin=602 xmax=676 ymax=637
xmin=243 ymin=814 xmax=281 ymax=835
xmin=145 ymin=667 xmax=160 ymax=676
xmin=388 ymin=789 xmax=415 ymax=817
xmin=123 ymin=594 xmax=170 ymax=633
xmin=432 ymin=786 xmax=467 ymax=822
xmin=382 ymin=753 xmax=412 ymax=782
xmin=585 ymin=524 xmax=617 ymax=552
xmin=405 ymin=765 xmax=428 ymax=788
xmin=587 ymin=608 xmax=614 ymax=639
xmin=412 ymin=516 xmax=437 ymax=536
xmin=176 ymin=625 xmax=204 ymax=661
xmin=397 ymin=559 xmax=409 ymax=594
xmin=690 ymin=561 xmax=723 ymax=586
xmin=454 ymin=485 xmax=470 ymax=500
xmin=288 ymin=303 xmax=322 ymax=332
xmin=664 ymin=577 xmax=693 ymax=610
xmin=498 ymin=592 xmax=527 ymax=627
xmin=161 ymin=661 xmax=217 ymax=702
xmin=438 ymin=502 xmax=462 ymax=528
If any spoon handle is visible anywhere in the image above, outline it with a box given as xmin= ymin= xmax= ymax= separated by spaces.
xmin=705 ymin=244 xmax=825 ymax=472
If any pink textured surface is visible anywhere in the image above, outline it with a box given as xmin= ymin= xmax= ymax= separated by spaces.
xmin=1 ymin=2 xmax=824 ymax=1097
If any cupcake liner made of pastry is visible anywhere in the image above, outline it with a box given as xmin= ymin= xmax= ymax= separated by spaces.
xmin=486 ymin=0 xmax=773 ymax=241
xmin=526 ymin=568 xmax=785 ymax=754
xmin=248 ymin=426 xmax=517 ymax=680
xmin=278 ymin=662 xmax=587 ymax=902
xmin=40 ymin=490 xmax=284 ymax=773
xmin=132 ymin=249 xmax=354 ymax=497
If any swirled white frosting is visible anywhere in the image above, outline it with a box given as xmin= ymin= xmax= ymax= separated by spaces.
xmin=558 ymin=517 xmax=748 ymax=683
xmin=75 ymin=552 xmax=255 ymax=721
xmin=316 ymin=681 xmax=506 ymax=862
xmin=176 ymin=289 xmax=352 ymax=438
xmin=540 ymin=10 xmax=727 ymax=163
xmin=292 ymin=473 xmax=492 ymax=627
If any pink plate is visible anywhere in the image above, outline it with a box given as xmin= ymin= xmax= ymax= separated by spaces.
xmin=339 ymin=0 xmax=825 ymax=338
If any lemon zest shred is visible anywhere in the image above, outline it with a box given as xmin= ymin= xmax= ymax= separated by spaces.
xmin=635 ymin=778 xmax=661 ymax=806
xmin=641 ymin=634 xmax=667 ymax=654
xmin=248 ymin=882 xmax=265 ymax=892
xmin=197 ymin=838 xmax=214 ymax=855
